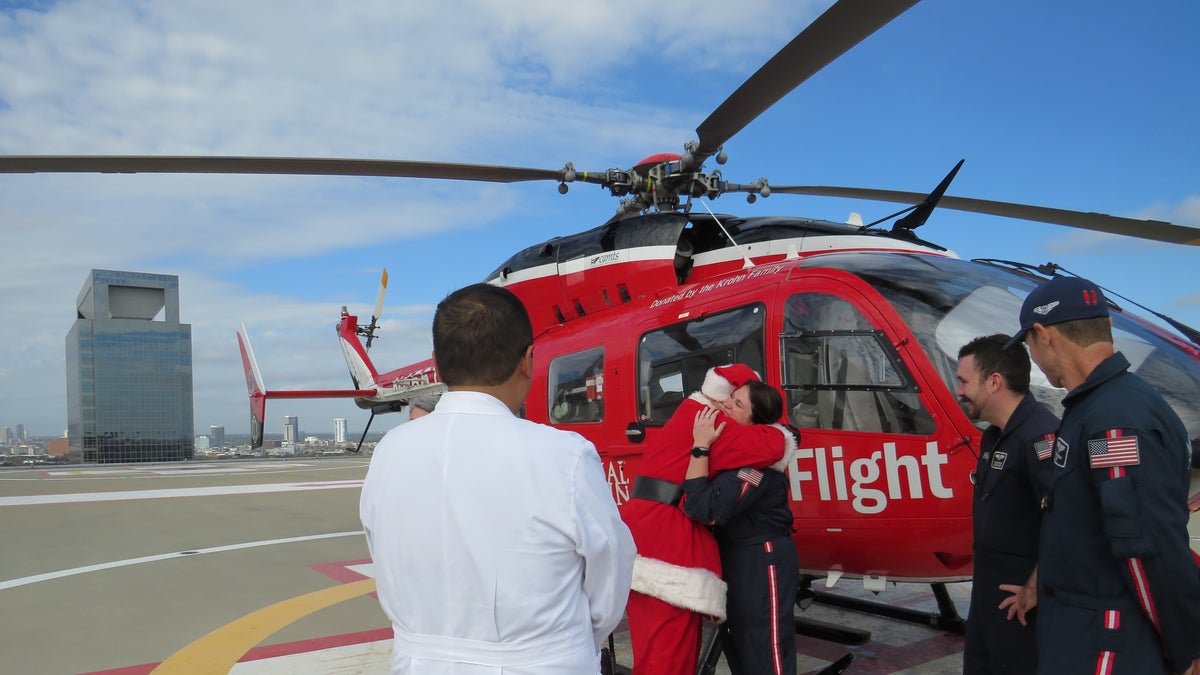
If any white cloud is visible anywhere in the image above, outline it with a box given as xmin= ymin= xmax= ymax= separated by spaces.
xmin=0 ymin=1 xmax=833 ymax=434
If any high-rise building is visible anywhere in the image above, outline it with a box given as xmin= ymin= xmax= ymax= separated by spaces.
xmin=66 ymin=270 xmax=194 ymax=463
xmin=209 ymin=425 xmax=225 ymax=449
xmin=283 ymin=416 xmax=299 ymax=445
xmin=15 ymin=424 xmax=26 ymax=442
xmin=334 ymin=418 xmax=347 ymax=443
xmin=0 ymin=426 xmax=10 ymax=444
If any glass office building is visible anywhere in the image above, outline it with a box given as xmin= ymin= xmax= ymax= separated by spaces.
xmin=66 ymin=270 xmax=194 ymax=463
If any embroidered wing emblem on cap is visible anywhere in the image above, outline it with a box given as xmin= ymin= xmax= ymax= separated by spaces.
xmin=1033 ymin=300 xmax=1060 ymax=316
xmin=1087 ymin=430 xmax=1140 ymax=469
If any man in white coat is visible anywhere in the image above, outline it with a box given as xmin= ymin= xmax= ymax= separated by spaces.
xmin=360 ymin=283 xmax=636 ymax=674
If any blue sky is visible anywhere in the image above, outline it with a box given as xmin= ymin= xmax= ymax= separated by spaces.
xmin=1 ymin=0 xmax=1197 ymax=437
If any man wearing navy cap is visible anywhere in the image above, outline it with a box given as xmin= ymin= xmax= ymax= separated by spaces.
xmin=1012 ymin=275 xmax=1200 ymax=675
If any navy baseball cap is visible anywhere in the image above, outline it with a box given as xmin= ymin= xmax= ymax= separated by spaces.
xmin=1005 ymin=276 xmax=1109 ymax=349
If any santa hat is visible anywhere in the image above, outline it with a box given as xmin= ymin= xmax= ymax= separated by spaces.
xmin=700 ymin=364 xmax=760 ymax=402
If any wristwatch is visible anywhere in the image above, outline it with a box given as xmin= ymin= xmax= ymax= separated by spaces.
xmin=691 ymin=446 xmax=710 ymax=458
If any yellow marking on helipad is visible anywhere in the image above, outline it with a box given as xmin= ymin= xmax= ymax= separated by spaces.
xmin=151 ymin=578 xmax=377 ymax=674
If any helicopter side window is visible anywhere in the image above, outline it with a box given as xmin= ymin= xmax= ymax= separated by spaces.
xmin=548 ymin=347 xmax=605 ymax=424
xmin=782 ymin=293 xmax=934 ymax=435
xmin=637 ymin=304 xmax=765 ymax=426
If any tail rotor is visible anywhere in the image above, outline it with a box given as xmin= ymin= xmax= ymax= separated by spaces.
xmin=359 ymin=269 xmax=388 ymax=350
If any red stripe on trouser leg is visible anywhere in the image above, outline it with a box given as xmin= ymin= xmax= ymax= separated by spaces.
xmin=764 ymin=541 xmax=782 ymax=675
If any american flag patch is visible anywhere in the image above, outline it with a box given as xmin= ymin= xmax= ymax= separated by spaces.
xmin=737 ymin=468 xmax=764 ymax=486
xmin=1034 ymin=433 xmax=1055 ymax=461
xmin=1088 ymin=431 xmax=1140 ymax=469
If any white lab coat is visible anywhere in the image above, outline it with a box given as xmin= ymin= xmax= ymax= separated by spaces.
xmin=360 ymin=391 xmax=636 ymax=674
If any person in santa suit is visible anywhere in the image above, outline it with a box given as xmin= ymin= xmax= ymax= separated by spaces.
xmin=620 ymin=364 xmax=797 ymax=675
xmin=683 ymin=383 xmax=800 ymax=675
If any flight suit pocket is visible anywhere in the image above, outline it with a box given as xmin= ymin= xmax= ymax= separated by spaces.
xmin=1098 ymin=478 xmax=1152 ymax=557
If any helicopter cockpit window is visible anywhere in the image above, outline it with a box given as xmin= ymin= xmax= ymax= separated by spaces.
xmin=637 ymin=304 xmax=765 ymax=426
xmin=548 ymin=347 xmax=604 ymax=424
xmin=782 ymin=293 xmax=934 ymax=435
xmin=796 ymin=251 xmax=1200 ymax=438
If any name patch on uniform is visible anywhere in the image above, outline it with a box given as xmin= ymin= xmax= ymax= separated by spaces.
xmin=1054 ymin=437 xmax=1070 ymax=468
xmin=990 ymin=451 xmax=1008 ymax=470
xmin=1088 ymin=431 xmax=1140 ymax=469
xmin=1034 ymin=434 xmax=1055 ymax=461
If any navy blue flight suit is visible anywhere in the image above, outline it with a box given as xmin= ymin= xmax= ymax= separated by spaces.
xmin=683 ymin=467 xmax=797 ymax=675
xmin=964 ymin=394 xmax=1058 ymax=674
xmin=1038 ymin=353 xmax=1200 ymax=674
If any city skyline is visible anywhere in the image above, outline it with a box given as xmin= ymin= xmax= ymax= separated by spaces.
xmin=0 ymin=413 xmax=363 ymax=442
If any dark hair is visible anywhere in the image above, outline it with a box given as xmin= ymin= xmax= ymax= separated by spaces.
xmin=432 ymin=284 xmax=533 ymax=387
xmin=745 ymin=380 xmax=784 ymax=425
xmin=1055 ymin=316 xmax=1113 ymax=348
xmin=958 ymin=333 xmax=1031 ymax=395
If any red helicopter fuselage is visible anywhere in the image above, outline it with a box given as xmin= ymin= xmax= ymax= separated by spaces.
xmin=305 ymin=212 xmax=1200 ymax=583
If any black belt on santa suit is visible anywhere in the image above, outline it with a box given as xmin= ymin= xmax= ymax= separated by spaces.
xmin=631 ymin=476 xmax=684 ymax=507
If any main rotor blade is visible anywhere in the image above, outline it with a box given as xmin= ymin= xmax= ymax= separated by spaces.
xmin=694 ymin=0 xmax=920 ymax=160
xmin=769 ymin=184 xmax=1200 ymax=246
xmin=0 ymin=156 xmax=562 ymax=183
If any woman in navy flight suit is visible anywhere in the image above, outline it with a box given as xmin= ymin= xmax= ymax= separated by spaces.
xmin=683 ymin=381 xmax=799 ymax=675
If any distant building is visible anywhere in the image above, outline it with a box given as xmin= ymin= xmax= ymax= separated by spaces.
xmin=195 ymin=435 xmax=211 ymax=451
xmin=48 ymin=438 xmax=69 ymax=456
xmin=66 ymin=270 xmax=194 ymax=463
xmin=283 ymin=416 xmax=299 ymax=445
xmin=209 ymin=425 xmax=225 ymax=449
xmin=334 ymin=418 xmax=347 ymax=443
xmin=0 ymin=427 xmax=9 ymax=444
xmin=15 ymin=424 xmax=26 ymax=442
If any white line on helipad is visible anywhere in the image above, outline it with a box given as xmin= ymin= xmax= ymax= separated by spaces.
xmin=0 ymin=531 xmax=365 ymax=591
xmin=0 ymin=480 xmax=363 ymax=507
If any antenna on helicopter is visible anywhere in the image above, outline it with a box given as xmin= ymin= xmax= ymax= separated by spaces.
xmin=860 ymin=160 xmax=965 ymax=233
xmin=699 ymin=200 xmax=755 ymax=269
xmin=357 ymin=269 xmax=389 ymax=350
xmin=976 ymin=259 xmax=1200 ymax=349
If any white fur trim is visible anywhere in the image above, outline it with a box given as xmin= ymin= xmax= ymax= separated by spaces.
xmin=767 ymin=423 xmax=800 ymax=472
xmin=700 ymin=368 xmax=734 ymax=402
xmin=631 ymin=554 xmax=727 ymax=622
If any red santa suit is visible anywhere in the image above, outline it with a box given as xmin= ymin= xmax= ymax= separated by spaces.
xmin=620 ymin=365 xmax=795 ymax=675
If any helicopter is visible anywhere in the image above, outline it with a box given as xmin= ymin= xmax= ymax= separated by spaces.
xmin=3 ymin=0 xmax=1199 ymax=644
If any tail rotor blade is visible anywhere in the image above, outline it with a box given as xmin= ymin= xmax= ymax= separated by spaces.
xmin=373 ymin=269 xmax=389 ymax=323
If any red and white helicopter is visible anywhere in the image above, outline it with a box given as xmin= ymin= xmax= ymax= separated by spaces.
xmin=4 ymin=0 xmax=1198 ymax=645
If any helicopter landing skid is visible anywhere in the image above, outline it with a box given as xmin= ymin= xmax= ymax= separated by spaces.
xmin=809 ymin=581 xmax=966 ymax=634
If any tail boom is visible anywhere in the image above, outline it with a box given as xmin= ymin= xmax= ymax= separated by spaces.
xmin=237 ymin=324 xmax=375 ymax=449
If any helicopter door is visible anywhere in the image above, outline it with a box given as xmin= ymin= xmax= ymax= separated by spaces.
xmin=781 ymin=290 xmax=935 ymax=436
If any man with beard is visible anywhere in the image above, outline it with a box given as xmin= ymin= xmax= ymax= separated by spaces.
xmin=955 ymin=333 xmax=1058 ymax=674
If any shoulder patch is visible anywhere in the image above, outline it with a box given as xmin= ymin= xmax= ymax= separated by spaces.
xmin=1054 ymin=436 xmax=1070 ymax=468
xmin=1088 ymin=430 xmax=1140 ymax=469
xmin=1034 ymin=433 xmax=1056 ymax=461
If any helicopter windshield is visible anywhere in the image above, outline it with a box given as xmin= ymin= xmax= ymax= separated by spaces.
xmin=797 ymin=252 xmax=1200 ymax=438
